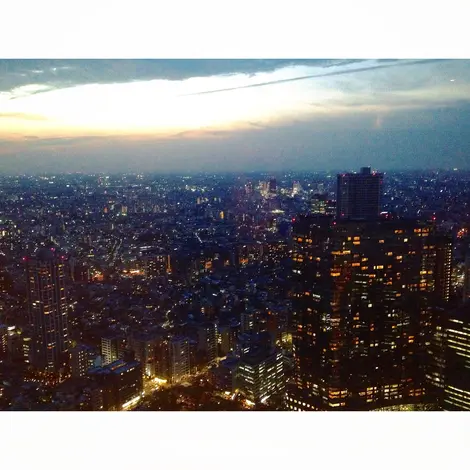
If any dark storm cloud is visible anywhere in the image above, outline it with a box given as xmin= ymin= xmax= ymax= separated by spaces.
xmin=0 ymin=59 xmax=362 ymax=95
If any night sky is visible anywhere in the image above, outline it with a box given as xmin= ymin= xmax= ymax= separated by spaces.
xmin=1 ymin=59 xmax=469 ymax=173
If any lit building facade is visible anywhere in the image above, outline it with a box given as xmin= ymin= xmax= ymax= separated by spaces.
xmin=289 ymin=215 xmax=452 ymax=411
xmin=237 ymin=348 xmax=285 ymax=404
xmin=197 ymin=322 xmax=218 ymax=364
xmin=69 ymin=344 xmax=95 ymax=378
xmin=26 ymin=247 xmax=69 ymax=372
xmin=170 ymin=336 xmax=191 ymax=384
xmin=101 ymin=334 xmax=127 ymax=366
xmin=442 ymin=303 xmax=470 ymax=411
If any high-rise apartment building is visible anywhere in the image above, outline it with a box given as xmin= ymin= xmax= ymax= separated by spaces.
xmin=336 ymin=167 xmax=383 ymax=220
xmin=69 ymin=344 xmax=96 ymax=378
xmin=169 ymin=336 xmax=191 ymax=384
xmin=26 ymin=247 xmax=69 ymax=372
xmin=197 ymin=322 xmax=218 ymax=364
xmin=288 ymin=215 xmax=452 ymax=411
xmin=101 ymin=334 xmax=127 ymax=366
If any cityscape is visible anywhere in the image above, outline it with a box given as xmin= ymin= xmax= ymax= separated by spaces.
xmin=0 ymin=59 xmax=469 ymax=412
xmin=0 ymin=168 xmax=469 ymax=411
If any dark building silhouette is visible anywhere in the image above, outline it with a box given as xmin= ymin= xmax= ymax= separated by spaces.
xmin=288 ymin=215 xmax=452 ymax=411
xmin=26 ymin=247 xmax=69 ymax=372
xmin=88 ymin=360 xmax=143 ymax=411
xmin=268 ymin=178 xmax=277 ymax=195
xmin=336 ymin=167 xmax=383 ymax=220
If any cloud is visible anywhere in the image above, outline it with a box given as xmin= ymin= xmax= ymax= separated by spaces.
xmin=31 ymin=135 xmax=112 ymax=146
xmin=0 ymin=59 xmax=361 ymax=96
xmin=0 ymin=112 xmax=48 ymax=120
xmin=171 ymin=128 xmax=232 ymax=139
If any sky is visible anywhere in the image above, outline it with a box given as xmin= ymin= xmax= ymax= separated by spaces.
xmin=1 ymin=59 xmax=469 ymax=174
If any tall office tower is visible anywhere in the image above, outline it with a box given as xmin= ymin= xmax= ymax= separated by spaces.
xmin=26 ymin=247 xmax=69 ymax=373
xmin=288 ymin=215 xmax=451 ymax=411
xmin=169 ymin=336 xmax=191 ymax=384
xmin=425 ymin=234 xmax=453 ymax=406
xmin=197 ymin=322 xmax=218 ymax=364
xmin=440 ymin=303 xmax=470 ymax=410
xmin=237 ymin=348 xmax=285 ymax=404
xmin=336 ymin=167 xmax=383 ymax=220
xmin=101 ymin=334 xmax=127 ymax=366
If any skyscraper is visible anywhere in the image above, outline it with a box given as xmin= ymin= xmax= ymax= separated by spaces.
xmin=336 ymin=167 xmax=383 ymax=220
xmin=288 ymin=215 xmax=451 ymax=411
xmin=26 ymin=247 xmax=69 ymax=373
